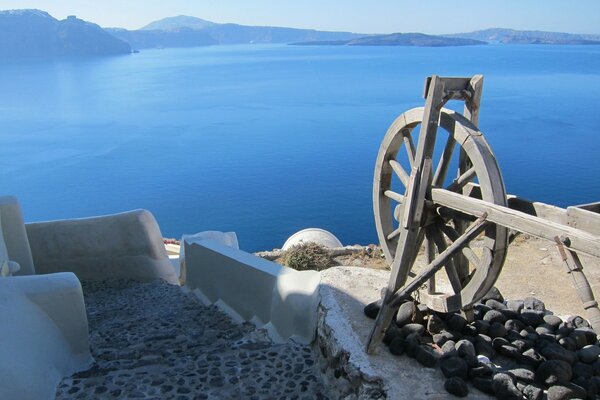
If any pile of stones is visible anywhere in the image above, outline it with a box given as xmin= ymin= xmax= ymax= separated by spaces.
xmin=364 ymin=288 xmax=600 ymax=399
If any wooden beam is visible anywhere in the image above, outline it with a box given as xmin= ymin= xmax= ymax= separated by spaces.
xmin=432 ymin=188 xmax=600 ymax=258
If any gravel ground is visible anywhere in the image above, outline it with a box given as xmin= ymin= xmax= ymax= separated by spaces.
xmin=56 ymin=280 xmax=330 ymax=400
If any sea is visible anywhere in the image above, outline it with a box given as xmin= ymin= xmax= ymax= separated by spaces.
xmin=1 ymin=44 xmax=599 ymax=251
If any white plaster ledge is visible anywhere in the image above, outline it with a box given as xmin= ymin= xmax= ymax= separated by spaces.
xmin=183 ymin=240 xmax=320 ymax=344
xmin=0 ymin=272 xmax=93 ymax=400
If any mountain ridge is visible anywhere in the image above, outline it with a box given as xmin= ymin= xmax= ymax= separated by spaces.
xmin=293 ymin=33 xmax=486 ymax=47
xmin=0 ymin=9 xmax=131 ymax=60
xmin=447 ymin=28 xmax=600 ymax=45
xmin=1 ymin=10 xmax=600 ymax=61
xmin=110 ymin=15 xmax=363 ymax=48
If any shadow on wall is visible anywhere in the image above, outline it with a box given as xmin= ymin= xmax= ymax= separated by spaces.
xmin=183 ymin=240 xmax=321 ymax=344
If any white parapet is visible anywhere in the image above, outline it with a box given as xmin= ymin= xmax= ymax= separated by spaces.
xmin=0 ymin=272 xmax=93 ymax=400
xmin=183 ymin=239 xmax=320 ymax=344
xmin=26 ymin=210 xmax=179 ymax=284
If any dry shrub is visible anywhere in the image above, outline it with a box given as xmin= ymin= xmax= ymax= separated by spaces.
xmin=282 ymin=242 xmax=334 ymax=271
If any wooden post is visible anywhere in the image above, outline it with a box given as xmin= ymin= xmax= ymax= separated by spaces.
xmin=366 ymin=76 xmax=447 ymax=354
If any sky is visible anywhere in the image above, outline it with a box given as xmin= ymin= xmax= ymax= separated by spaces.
xmin=0 ymin=0 xmax=599 ymax=34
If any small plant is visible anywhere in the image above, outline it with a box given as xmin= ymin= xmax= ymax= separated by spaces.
xmin=282 ymin=242 xmax=334 ymax=271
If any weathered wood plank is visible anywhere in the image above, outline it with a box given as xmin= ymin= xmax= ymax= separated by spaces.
xmin=432 ymin=188 xmax=600 ymax=258
xmin=567 ymin=206 xmax=600 ymax=236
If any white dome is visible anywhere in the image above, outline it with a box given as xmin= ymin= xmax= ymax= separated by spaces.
xmin=282 ymin=228 xmax=343 ymax=250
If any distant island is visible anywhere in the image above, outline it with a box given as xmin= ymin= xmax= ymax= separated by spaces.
xmin=292 ymin=33 xmax=486 ymax=47
xmin=106 ymin=15 xmax=362 ymax=49
xmin=0 ymin=9 xmax=130 ymax=60
xmin=1 ymin=10 xmax=599 ymax=60
xmin=447 ymin=28 xmax=600 ymax=45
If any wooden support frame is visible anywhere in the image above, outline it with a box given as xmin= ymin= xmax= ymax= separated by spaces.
xmin=369 ymin=74 xmax=600 ymax=354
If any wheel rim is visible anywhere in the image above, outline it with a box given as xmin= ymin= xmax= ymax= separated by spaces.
xmin=373 ymin=107 xmax=509 ymax=312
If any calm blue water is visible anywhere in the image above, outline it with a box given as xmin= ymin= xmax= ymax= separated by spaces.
xmin=1 ymin=44 xmax=599 ymax=251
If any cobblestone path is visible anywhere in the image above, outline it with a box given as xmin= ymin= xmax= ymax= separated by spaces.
xmin=56 ymin=280 xmax=329 ymax=399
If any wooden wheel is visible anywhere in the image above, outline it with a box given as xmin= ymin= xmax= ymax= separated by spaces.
xmin=373 ymin=107 xmax=509 ymax=312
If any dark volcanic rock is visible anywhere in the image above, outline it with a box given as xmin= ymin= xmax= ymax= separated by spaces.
xmin=469 ymin=364 xmax=494 ymax=379
xmin=388 ymin=336 xmax=405 ymax=356
xmin=505 ymin=318 xmax=526 ymax=332
xmin=546 ymin=383 xmax=587 ymax=400
xmin=405 ymin=333 xmax=421 ymax=357
xmin=474 ymin=303 xmax=491 ymax=320
xmin=462 ymin=354 xmax=478 ymax=368
xmin=519 ymin=348 xmax=544 ymax=369
xmin=520 ymin=310 xmax=545 ymax=327
xmin=432 ymin=331 xmax=453 ymax=346
xmin=492 ymin=372 xmax=522 ymax=400
xmin=556 ymin=324 xmax=574 ymax=338
xmin=544 ymin=315 xmax=563 ymax=329
xmin=472 ymin=377 xmax=495 ymax=395
xmin=475 ymin=335 xmax=495 ymax=359
xmin=401 ymin=323 xmax=425 ymax=336
xmin=441 ymin=340 xmax=458 ymax=358
xmin=559 ymin=337 xmax=578 ymax=352
xmin=492 ymin=337 xmax=510 ymax=350
xmin=535 ymin=323 xmax=555 ymax=335
xmin=456 ymin=339 xmax=476 ymax=358
xmin=570 ymin=329 xmax=588 ymax=349
xmin=363 ymin=300 xmax=381 ymax=319
xmin=488 ymin=322 xmax=507 ymax=338
xmin=395 ymin=301 xmax=417 ymax=327
xmin=508 ymin=367 xmax=535 ymax=383
xmin=579 ymin=344 xmax=600 ymax=364
xmin=536 ymin=360 xmax=573 ymax=385
xmin=383 ymin=324 xmax=403 ymax=345
xmin=483 ymin=310 xmax=507 ymax=324
xmin=440 ymin=356 xmax=468 ymax=379
xmin=499 ymin=309 xmax=520 ymax=320
xmin=539 ymin=343 xmax=577 ymax=364
xmin=426 ymin=314 xmax=445 ymax=334
xmin=474 ymin=320 xmax=490 ymax=335
xmin=574 ymin=377 xmax=598 ymax=399
xmin=444 ymin=377 xmax=469 ymax=397
xmin=568 ymin=315 xmax=590 ymax=328
xmin=486 ymin=299 xmax=507 ymax=310
xmin=506 ymin=299 xmax=525 ymax=314
xmin=447 ymin=314 xmax=468 ymax=333
xmin=575 ymin=327 xmax=597 ymax=345
xmin=511 ymin=338 xmax=534 ymax=353
xmin=482 ymin=287 xmax=504 ymax=303
xmin=415 ymin=345 xmax=440 ymax=368
xmin=497 ymin=344 xmax=521 ymax=359
xmin=571 ymin=361 xmax=593 ymax=379
xmin=522 ymin=383 xmax=544 ymax=400
xmin=524 ymin=297 xmax=545 ymax=312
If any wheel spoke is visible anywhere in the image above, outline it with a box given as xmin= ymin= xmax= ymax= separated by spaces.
xmin=433 ymin=135 xmax=456 ymax=187
xmin=389 ymin=159 xmax=410 ymax=187
xmin=425 ymin=231 xmax=436 ymax=294
xmin=438 ymin=224 xmax=481 ymax=267
xmin=402 ymin=129 xmax=416 ymax=167
xmin=384 ymin=190 xmax=405 ymax=203
xmin=431 ymin=230 xmax=463 ymax=294
xmin=387 ymin=226 xmax=402 ymax=240
xmin=447 ymin=166 xmax=477 ymax=192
